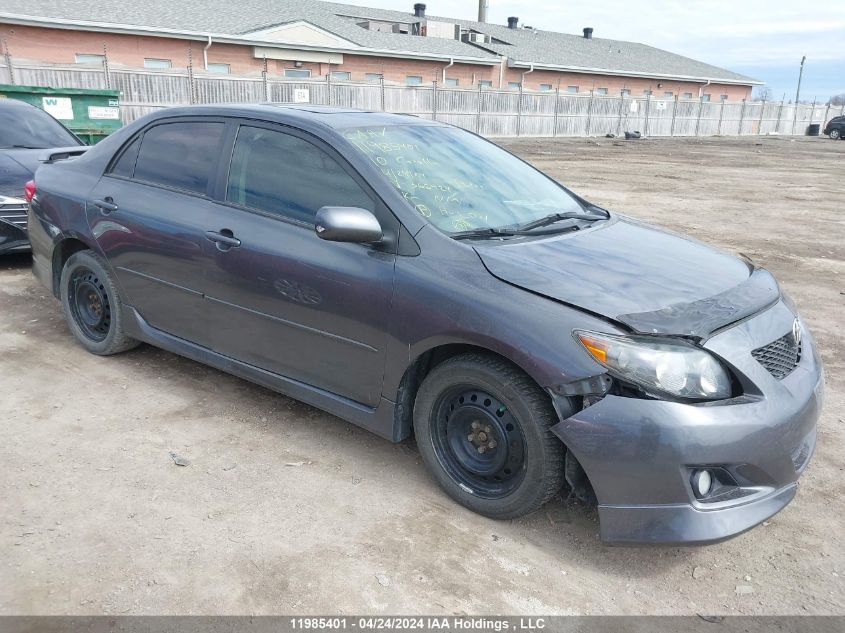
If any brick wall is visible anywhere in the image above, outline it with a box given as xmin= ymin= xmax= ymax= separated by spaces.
xmin=0 ymin=23 xmax=751 ymax=100
xmin=501 ymin=67 xmax=751 ymax=101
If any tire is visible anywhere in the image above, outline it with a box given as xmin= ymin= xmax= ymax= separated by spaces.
xmin=830 ymin=129 xmax=841 ymax=140
xmin=413 ymin=353 xmax=572 ymax=519
xmin=60 ymin=249 xmax=140 ymax=355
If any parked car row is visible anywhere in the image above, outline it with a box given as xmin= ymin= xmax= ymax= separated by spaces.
xmin=24 ymin=103 xmax=824 ymax=545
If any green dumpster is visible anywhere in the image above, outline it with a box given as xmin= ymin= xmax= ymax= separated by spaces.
xmin=0 ymin=84 xmax=121 ymax=144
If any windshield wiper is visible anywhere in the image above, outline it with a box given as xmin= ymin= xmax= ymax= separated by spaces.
xmin=451 ymin=227 xmax=526 ymax=240
xmin=451 ymin=208 xmax=609 ymax=240
xmin=516 ymin=210 xmax=608 ymax=232
xmin=0 ymin=144 xmax=50 ymax=149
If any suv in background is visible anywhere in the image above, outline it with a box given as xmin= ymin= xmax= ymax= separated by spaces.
xmin=1 ymin=99 xmax=85 ymax=253
xmin=823 ymin=115 xmax=845 ymax=140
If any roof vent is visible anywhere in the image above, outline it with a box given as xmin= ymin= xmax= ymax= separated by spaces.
xmin=583 ymin=27 xmax=593 ymax=39
xmin=507 ymin=16 xmax=519 ymax=29
xmin=414 ymin=3 xmax=426 ymax=17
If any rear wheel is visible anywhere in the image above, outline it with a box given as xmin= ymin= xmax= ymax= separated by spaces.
xmin=60 ymin=250 xmax=139 ymax=355
xmin=413 ymin=353 xmax=571 ymax=519
xmin=830 ymin=129 xmax=841 ymax=140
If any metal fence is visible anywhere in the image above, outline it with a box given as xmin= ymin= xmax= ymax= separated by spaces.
xmin=2 ymin=61 xmax=842 ymax=138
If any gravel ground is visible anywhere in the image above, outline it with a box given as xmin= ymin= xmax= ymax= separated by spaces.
xmin=1 ymin=134 xmax=843 ymax=615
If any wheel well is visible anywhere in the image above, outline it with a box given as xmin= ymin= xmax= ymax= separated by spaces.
xmin=393 ymin=343 xmax=596 ymax=505
xmin=392 ymin=343 xmax=541 ymax=442
xmin=51 ymin=238 xmax=91 ymax=297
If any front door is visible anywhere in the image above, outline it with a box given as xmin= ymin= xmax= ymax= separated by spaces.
xmin=201 ymin=123 xmax=397 ymax=407
xmin=88 ymin=119 xmax=227 ymax=348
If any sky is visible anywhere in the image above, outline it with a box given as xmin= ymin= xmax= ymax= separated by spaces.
xmin=338 ymin=0 xmax=845 ymax=101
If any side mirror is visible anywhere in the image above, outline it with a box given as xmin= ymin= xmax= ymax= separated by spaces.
xmin=315 ymin=206 xmax=383 ymax=244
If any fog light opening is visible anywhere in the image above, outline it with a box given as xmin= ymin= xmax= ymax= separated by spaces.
xmin=691 ymin=469 xmax=713 ymax=499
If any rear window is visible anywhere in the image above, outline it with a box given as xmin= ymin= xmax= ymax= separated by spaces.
xmin=133 ymin=121 xmax=224 ymax=195
xmin=0 ymin=103 xmax=81 ymax=149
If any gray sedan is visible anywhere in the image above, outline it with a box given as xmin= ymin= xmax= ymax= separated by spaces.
xmin=27 ymin=105 xmax=823 ymax=544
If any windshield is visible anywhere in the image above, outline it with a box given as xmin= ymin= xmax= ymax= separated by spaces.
xmin=0 ymin=104 xmax=81 ymax=149
xmin=341 ymin=124 xmax=584 ymax=234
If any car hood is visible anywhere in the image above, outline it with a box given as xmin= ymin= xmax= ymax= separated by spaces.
xmin=474 ymin=217 xmax=780 ymax=338
xmin=0 ymin=150 xmax=40 ymax=198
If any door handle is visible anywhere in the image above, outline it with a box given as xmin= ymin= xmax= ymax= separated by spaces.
xmin=94 ymin=198 xmax=118 ymax=214
xmin=205 ymin=229 xmax=241 ymax=250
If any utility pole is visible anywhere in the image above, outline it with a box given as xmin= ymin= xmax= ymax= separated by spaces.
xmin=795 ymin=56 xmax=806 ymax=105
xmin=792 ymin=56 xmax=806 ymax=135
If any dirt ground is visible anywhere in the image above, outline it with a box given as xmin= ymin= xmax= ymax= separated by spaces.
xmin=1 ymin=135 xmax=843 ymax=616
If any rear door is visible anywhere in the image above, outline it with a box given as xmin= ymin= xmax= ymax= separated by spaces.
xmin=88 ymin=118 xmax=226 ymax=347
xmin=201 ymin=122 xmax=398 ymax=407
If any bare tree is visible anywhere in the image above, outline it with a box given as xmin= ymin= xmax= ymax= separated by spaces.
xmin=830 ymin=93 xmax=845 ymax=106
xmin=752 ymin=86 xmax=773 ymax=101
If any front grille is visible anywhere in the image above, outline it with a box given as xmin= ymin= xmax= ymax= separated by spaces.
xmin=752 ymin=332 xmax=801 ymax=380
xmin=0 ymin=200 xmax=28 ymax=231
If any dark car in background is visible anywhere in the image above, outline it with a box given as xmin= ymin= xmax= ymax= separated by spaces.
xmin=27 ymin=105 xmax=823 ymax=545
xmin=823 ymin=115 xmax=845 ymax=140
xmin=0 ymin=99 xmax=85 ymax=253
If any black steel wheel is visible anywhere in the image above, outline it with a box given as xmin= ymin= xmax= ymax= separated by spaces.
xmin=414 ymin=353 xmax=572 ymax=519
xmin=432 ymin=387 xmax=526 ymax=499
xmin=60 ymin=249 xmax=139 ymax=355
xmin=68 ymin=267 xmax=112 ymax=342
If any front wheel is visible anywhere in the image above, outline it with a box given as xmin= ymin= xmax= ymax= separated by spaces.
xmin=830 ymin=129 xmax=842 ymax=140
xmin=413 ymin=353 xmax=572 ymax=519
xmin=60 ymin=249 xmax=140 ymax=355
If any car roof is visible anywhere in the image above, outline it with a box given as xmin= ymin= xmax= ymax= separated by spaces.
xmin=142 ymin=103 xmax=443 ymax=131
xmin=0 ymin=99 xmax=41 ymax=110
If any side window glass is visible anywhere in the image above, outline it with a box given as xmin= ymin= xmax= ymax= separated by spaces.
xmin=133 ymin=122 xmax=224 ymax=194
xmin=226 ymin=126 xmax=374 ymax=223
xmin=108 ymin=137 xmax=140 ymax=178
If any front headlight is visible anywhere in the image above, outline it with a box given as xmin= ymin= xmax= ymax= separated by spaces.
xmin=575 ymin=330 xmax=733 ymax=401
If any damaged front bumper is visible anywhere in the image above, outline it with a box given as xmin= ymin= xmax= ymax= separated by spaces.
xmin=550 ymin=299 xmax=824 ymax=545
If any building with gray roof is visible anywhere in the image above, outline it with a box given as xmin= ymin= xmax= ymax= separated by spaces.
xmin=0 ymin=0 xmax=759 ymax=100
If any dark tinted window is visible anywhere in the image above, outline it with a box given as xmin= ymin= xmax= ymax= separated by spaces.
xmin=226 ymin=126 xmax=373 ymax=223
xmin=134 ymin=122 xmax=224 ymax=194
xmin=109 ymin=137 xmax=140 ymax=178
xmin=0 ymin=102 xmax=81 ymax=149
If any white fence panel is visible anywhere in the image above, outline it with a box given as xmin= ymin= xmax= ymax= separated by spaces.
xmin=671 ymin=100 xmax=699 ymax=136
xmin=741 ymin=102 xmax=761 ymax=135
xmin=384 ymin=85 xmax=434 ymax=118
xmin=331 ymin=82 xmax=382 ymax=110
xmin=758 ymin=102 xmax=781 ymax=134
xmin=554 ymin=94 xmax=591 ymax=136
xmin=517 ymin=92 xmax=556 ymax=136
xmin=1 ymin=61 xmax=840 ymax=139
xmin=15 ymin=65 xmax=107 ymax=90
xmin=644 ymin=98 xmax=675 ymax=136
xmin=718 ymin=102 xmax=742 ymax=135
xmin=112 ymin=70 xmax=190 ymax=105
xmin=588 ymin=96 xmax=624 ymax=136
xmin=194 ymin=75 xmax=265 ymax=104
xmin=435 ymin=88 xmax=480 ymax=132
